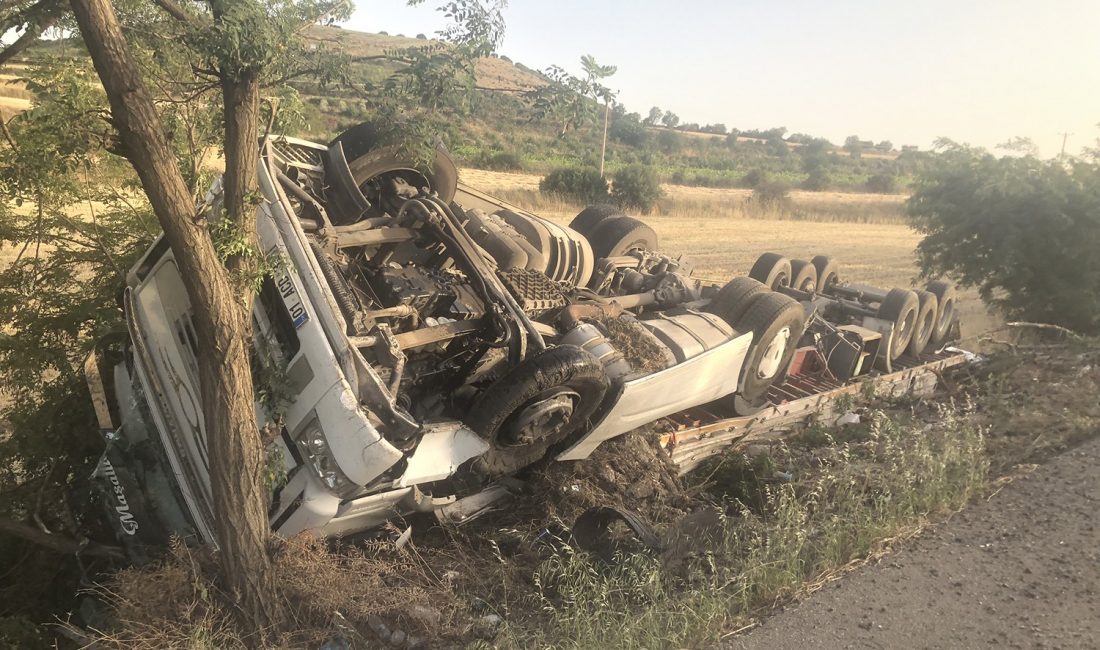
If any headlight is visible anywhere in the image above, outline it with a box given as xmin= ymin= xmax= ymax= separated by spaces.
xmin=295 ymin=419 xmax=362 ymax=499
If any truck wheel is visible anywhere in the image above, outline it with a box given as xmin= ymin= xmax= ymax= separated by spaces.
xmin=789 ymin=259 xmax=818 ymax=292
xmin=907 ymin=290 xmax=939 ymax=357
xmin=465 ymin=345 xmax=609 ymax=480
xmin=926 ymin=280 xmax=957 ymax=347
xmin=736 ymin=292 xmax=806 ymax=407
xmin=748 ymin=252 xmax=792 ymax=290
xmin=705 ymin=276 xmax=768 ymax=327
xmin=877 ymin=288 xmax=919 ymax=360
xmin=810 ymin=255 xmax=840 ymax=294
xmin=331 ymin=123 xmax=459 ymax=209
xmin=570 ymin=204 xmax=624 ymax=237
xmin=586 ymin=215 xmax=659 ymax=260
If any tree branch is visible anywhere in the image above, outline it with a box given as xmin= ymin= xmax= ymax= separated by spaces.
xmin=0 ymin=516 xmax=124 ymax=558
xmin=0 ymin=0 xmax=64 ymax=66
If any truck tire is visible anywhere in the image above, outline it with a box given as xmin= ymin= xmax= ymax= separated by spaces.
xmin=907 ymin=290 xmax=939 ymax=357
xmin=810 ymin=255 xmax=840 ymax=294
xmin=705 ymin=276 xmax=768 ymax=328
xmin=331 ymin=123 xmax=459 ymax=207
xmin=570 ymin=204 xmax=624 ymax=237
xmin=736 ymin=292 xmax=806 ymax=408
xmin=926 ymin=280 xmax=957 ymax=347
xmin=789 ymin=259 xmax=818 ymax=292
xmin=748 ymin=252 xmax=792 ymax=290
xmin=465 ymin=345 xmax=609 ymax=480
xmin=586 ymin=215 xmax=658 ymax=260
xmin=877 ymin=288 xmax=919 ymax=360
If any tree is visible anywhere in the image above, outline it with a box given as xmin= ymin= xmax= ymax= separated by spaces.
xmin=844 ymin=135 xmax=864 ymax=159
xmin=579 ymin=54 xmax=617 ymax=177
xmin=0 ymin=0 xmax=507 ymax=638
xmin=643 ymin=105 xmax=663 ymax=126
xmin=63 ymin=0 xmax=355 ymax=637
xmin=661 ymin=110 xmax=679 ymax=128
xmin=908 ymin=146 xmax=1100 ymax=333
xmin=875 ymin=140 xmax=893 ymax=152
xmin=996 ymin=136 xmax=1039 ymax=157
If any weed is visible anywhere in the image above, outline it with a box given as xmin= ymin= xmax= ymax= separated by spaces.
xmin=488 ymin=408 xmax=987 ymax=649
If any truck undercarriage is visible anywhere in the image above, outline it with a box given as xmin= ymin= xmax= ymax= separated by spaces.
xmin=83 ymin=123 xmax=961 ymax=558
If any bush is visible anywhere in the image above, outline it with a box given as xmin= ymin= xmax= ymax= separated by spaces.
xmin=742 ymin=169 xmax=768 ymax=188
xmin=479 ymin=150 xmax=524 ymax=172
xmin=865 ymin=173 xmax=898 ymax=193
xmin=611 ymin=164 xmax=663 ymax=214
xmin=908 ymin=148 xmax=1100 ymax=333
xmin=801 ymin=169 xmax=830 ymax=191
xmin=753 ymin=180 xmax=791 ymax=207
xmin=539 ymin=167 xmax=609 ymax=204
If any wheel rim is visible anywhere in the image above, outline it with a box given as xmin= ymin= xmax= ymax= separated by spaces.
xmin=757 ymin=326 xmax=791 ymax=379
xmin=895 ymin=310 xmax=916 ymax=347
xmin=917 ymin=309 xmax=935 ymax=342
xmin=500 ymin=388 xmax=580 ymax=448
xmin=939 ymin=299 xmax=955 ymax=331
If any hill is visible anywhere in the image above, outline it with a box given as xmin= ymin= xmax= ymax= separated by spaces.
xmin=1 ymin=26 xmax=928 ymax=193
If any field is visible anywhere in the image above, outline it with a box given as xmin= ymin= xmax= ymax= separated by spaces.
xmin=461 ymin=168 xmax=998 ymax=340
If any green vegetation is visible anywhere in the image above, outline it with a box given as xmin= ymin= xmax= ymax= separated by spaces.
xmin=539 ymin=166 xmax=609 ymax=204
xmin=908 ymin=141 xmax=1100 ymax=333
xmin=610 ymin=164 xmax=663 ymax=214
xmin=480 ymin=408 xmax=987 ymax=648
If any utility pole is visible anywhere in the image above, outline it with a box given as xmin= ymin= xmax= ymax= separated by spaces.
xmin=1058 ymin=132 xmax=1073 ymax=159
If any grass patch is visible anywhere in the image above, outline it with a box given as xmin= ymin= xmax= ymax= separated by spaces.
xmin=480 ymin=407 xmax=987 ymax=648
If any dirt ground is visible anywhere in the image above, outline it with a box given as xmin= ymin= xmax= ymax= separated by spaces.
xmin=726 ymin=435 xmax=1100 ymax=650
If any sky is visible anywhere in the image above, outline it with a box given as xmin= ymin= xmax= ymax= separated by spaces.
xmin=343 ymin=0 xmax=1100 ymax=158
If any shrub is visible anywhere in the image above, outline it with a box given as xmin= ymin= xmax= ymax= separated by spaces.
xmin=539 ymin=167 xmax=609 ymax=204
xmin=801 ymin=169 xmax=830 ymax=191
xmin=611 ymin=164 xmax=663 ymax=214
xmin=473 ymin=150 xmax=524 ymax=172
xmin=753 ymin=180 xmax=791 ymax=207
xmin=741 ymin=168 xmax=768 ymax=188
xmin=865 ymin=173 xmax=898 ymax=193
xmin=908 ymin=147 xmax=1100 ymax=333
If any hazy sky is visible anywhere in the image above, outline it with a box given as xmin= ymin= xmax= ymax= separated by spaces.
xmin=344 ymin=0 xmax=1100 ymax=157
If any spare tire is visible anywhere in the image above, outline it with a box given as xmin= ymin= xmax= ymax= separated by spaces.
xmin=586 ymin=215 xmax=659 ymax=260
xmin=748 ymin=252 xmax=792 ymax=290
xmin=926 ymin=280 xmax=957 ymax=347
xmin=736 ymin=292 xmax=806 ymax=408
xmin=465 ymin=345 xmax=609 ymax=480
xmin=789 ymin=259 xmax=818 ymax=292
xmin=705 ymin=276 xmax=769 ymax=328
xmin=810 ymin=255 xmax=840 ymax=294
xmin=570 ymin=204 xmax=624 ymax=237
xmin=907 ymin=290 xmax=939 ymax=357
xmin=877 ymin=288 xmax=920 ymax=360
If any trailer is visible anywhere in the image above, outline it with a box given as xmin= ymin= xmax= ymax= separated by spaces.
xmin=660 ymin=348 xmax=970 ymax=475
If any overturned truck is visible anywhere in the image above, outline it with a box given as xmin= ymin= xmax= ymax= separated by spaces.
xmin=84 ymin=124 xmax=962 ymax=557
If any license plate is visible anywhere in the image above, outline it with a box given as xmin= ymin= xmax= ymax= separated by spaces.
xmin=274 ymin=266 xmax=310 ymax=329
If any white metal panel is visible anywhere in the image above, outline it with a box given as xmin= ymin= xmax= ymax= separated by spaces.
xmin=556 ymin=331 xmax=753 ymax=461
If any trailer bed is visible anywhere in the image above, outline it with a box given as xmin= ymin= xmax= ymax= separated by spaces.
xmin=659 ymin=350 xmax=971 ymax=474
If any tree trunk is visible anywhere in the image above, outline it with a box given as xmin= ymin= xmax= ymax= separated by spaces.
xmin=599 ymin=101 xmax=610 ymax=178
xmin=68 ymin=0 xmax=285 ymax=641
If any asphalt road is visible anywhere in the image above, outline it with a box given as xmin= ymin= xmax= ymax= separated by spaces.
xmin=726 ymin=435 xmax=1100 ymax=650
